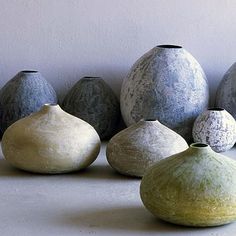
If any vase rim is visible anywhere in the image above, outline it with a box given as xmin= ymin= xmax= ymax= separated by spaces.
xmin=190 ymin=143 xmax=209 ymax=149
xmin=207 ymin=107 xmax=225 ymax=111
xmin=44 ymin=103 xmax=58 ymax=107
xmin=157 ymin=45 xmax=182 ymax=49
xmin=20 ymin=70 xmax=39 ymax=73
xmin=83 ymin=76 xmax=102 ymax=79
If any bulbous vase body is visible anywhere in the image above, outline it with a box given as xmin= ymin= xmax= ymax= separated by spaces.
xmin=0 ymin=71 xmax=57 ymax=137
xmin=216 ymin=63 xmax=236 ymax=119
xmin=140 ymin=143 xmax=236 ymax=227
xmin=193 ymin=108 xmax=236 ymax=152
xmin=1 ymin=104 xmax=101 ymax=174
xmin=62 ymin=77 xmax=120 ymax=140
xmin=106 ymin=119 xmax=188 ymax=177
xmin=120 ymin=45 xmax=209 ymax=142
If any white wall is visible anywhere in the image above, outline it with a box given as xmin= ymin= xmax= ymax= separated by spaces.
xmin=0 ymin=0 xmax=235 ymax=104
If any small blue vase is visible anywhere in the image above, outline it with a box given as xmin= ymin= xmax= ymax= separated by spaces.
xmin=0 ymin=70 xmax=58 ymax=137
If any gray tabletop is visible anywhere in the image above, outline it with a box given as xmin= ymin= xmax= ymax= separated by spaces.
xmin=0 ymin=143 xmax=235 ymax=236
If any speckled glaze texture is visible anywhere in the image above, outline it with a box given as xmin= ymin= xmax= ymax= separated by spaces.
xmin=106 ymin=119 xmax=188 ymax=177
xmin=140 ymin=143 xmax=236 ymax=227
xmin=192 ymin=108 xmax=236 ymax=152
xmin=0 ymin=71 xmax=57 ymax=137
xmin=62 ymin=77 xmax=120 ymax=140
xmin=1 ymin=104 xmax=101 ymax=174
xmin=216 ymin=63 xmax=236 ymax=119
xmin=120 ymin=45 xmax=209 ymax=142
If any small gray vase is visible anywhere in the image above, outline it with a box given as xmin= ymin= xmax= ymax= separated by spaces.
xmin=0 ymin=70 xmax=57 ymax=137
xmin=120 ymin=45 xmax=209 ymax=142
xmin=62 ymin=77 xmax=120 ymax=140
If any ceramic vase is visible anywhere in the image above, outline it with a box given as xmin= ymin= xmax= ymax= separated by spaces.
xmin=62 ymin=77 xmax=120 ymax=140
xmin=192 ymin=108 xmax=236 ymax=152
xmin=106 ymin=119 xmax=188 ymax=177
xmin=216 ymin=62 xmax=236 ymax=119
xmin=140 ymin=143 xmax=236 ymax=227
xmin=120 ymin=45 xmax=209 ymax=142
xmin=0 ymin=70 xmax=57 ymax=137
xmin=1 ymin=104 xmax=101 ymax=174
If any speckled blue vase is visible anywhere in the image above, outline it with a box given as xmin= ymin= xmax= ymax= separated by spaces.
xmin=215 ymin=63 xmax=236 ymax=119
xmin=120 ymin=45 xmax=209 ymax=142
xmin=0 ymin=70 xmax=57 ymax=137
xmin=62 ymin=77 xmax=120 ymax=140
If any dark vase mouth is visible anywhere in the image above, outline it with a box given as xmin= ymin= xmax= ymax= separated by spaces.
xmin=208 ymin=107 xmax=224 ymax=111
xmin=190 ymin=143 xmax=209 ymax=148
xmin=157 ymin=45 xmax=182 ymax=49
xmin=21 ymin=70 xmax=38 ymax=73
xmin=144 ymin=119 xmax=156 ymax=122
xmin=83 ymin=76 xmax=101 ymax=80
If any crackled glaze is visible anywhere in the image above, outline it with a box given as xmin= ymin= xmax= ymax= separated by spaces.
xmin=62 ymin=77 xmax=120 ymax=140
xmin=216 ymin=63 xmax=236 ymax=119
xmin=193 ymin=108 xmax=236 ymax=152
xmin=106 ymin=119 xmax=188 ymax=177
xmin=0 ymin=71 xmax=57 ymax=137
xmin=1 ymin=104 xmax=100 ymax=174
xmin=120 ymin=45 xmax=209 ymax=142
xmin=140 ymin=143 xmax=236 ymax=227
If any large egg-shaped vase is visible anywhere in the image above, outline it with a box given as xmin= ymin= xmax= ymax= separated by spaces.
xmin=120 ymin=45 xmax=209 ymax=141
xmin=0 ymin=70 xmax=57 ymax=137
xmin=1 ymin=104 xmax=101 ymax=174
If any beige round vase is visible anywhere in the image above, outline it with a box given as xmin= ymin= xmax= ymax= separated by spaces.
xmin=106 ymin=119 xmax=188 ymax=177
xmin=1 ymin=104 xmax=101 ymax=174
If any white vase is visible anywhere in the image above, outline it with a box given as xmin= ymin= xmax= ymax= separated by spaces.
xmin=1 ymin=104 xmax=101 ymax=173
xmin=106 ymin=119 xmax=188 ymax=177
xmin=192 ymin=108 xmax=236 ymax=152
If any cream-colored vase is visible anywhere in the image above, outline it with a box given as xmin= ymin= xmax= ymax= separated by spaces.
xmin=1 ymin=104 xmax=101 ymax=174
xmin=106 ymin=119 xmax=188 ymax=177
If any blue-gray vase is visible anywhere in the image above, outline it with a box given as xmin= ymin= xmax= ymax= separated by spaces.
xmin=120 ymin=45 xmax=209 ymax=142
xmin=0 ymin=70 xmax=57 ymax=137
xmin=215 ymin=62 xmax=236 ymax=119
xmin=62 ymin=77 xmax=120 ymax=140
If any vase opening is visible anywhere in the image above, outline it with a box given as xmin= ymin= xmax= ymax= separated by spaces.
xmin=157 ymin=45 xmax=182 ymax=49
xmin=191 ymin=143 xmax=209 ymax=148
xmin=144 ymin=119 xmax=156 ymax=121
xmin=208 ymin=107 xmax=224 ymax=111
xmin=83 ymin=76 xmax=101 ymax=80
xmin=21 ymin=70 xmax=38 ymax=73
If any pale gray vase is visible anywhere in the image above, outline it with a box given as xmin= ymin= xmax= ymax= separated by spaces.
xmin=106 ymin=119 xmax=188 ymax=177
xmin=192 ymin=108 xmax=236 ymax=152
xmin=120 ymin=45 xmax=209 ymax=142
xmin=215 ymin=62 xmax=236 ymax=119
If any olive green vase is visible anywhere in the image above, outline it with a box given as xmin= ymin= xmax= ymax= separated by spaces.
xmin=140 ymin=143 xmax=236 ymax=227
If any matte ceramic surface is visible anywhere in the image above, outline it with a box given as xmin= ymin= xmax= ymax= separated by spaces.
xmin=120 ymin=45 xmax=209 ymax=142
xmin=1 ymin=104 xmax=100 ymax=174
xmin=0 ymin=71 xmax=57 ymax=137
xmin=216 ymin=63 xmax=236 ymax=119
xmin=106 ymin=119 xmax=188 ymax=177
xmin=193 ymin=108 xmax=236 ymax=152
xmin=140 ymin=143 xmax=236 ymax=227
xmin=62 ymin=77 xmax=120 ymax=140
